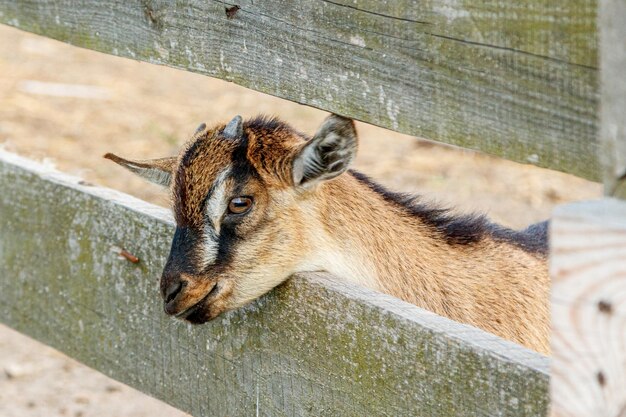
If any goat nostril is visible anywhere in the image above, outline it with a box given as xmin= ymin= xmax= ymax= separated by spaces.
xmin=165 ymin=281 xmax=184 ymax=304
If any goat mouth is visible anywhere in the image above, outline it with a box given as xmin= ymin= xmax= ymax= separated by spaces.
xmin=173 ymin=283 xmax=220 ymax=321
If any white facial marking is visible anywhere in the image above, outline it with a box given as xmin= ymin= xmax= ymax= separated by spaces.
xmin=202 ymin=228 xmax=220 ymax=268
xmin=202 ymin=168 xmax=231 ymax=267
xmin=296 ymin=202 xmax=380 ymax=291
xmin=300 ymin=244 xmax=380 ymax=291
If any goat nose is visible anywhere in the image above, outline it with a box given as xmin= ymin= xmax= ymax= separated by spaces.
xmin=164 ymin=280 xmax=184 ymax=304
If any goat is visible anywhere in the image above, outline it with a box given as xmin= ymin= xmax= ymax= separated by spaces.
xmin=105 ymin=114 xmax=549 ymax=354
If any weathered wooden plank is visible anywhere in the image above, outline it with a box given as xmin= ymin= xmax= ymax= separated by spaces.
xmin=0 ymin=150 xmax=548 ymax=416
xmin=0 ymin=0 xmax=599 ymax=180
xmin=600 ymin=0 xmax=626 ymax=198
xmin=551 ymin=4 xmax=626 ymax=414
xmin=551 ymin=199 xmax=626 ymax=417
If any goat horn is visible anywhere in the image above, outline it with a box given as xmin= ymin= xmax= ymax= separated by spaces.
xmin=222 ymin=115 xmax=243 ymax=139
xmin=194 ymin=122 xmax=207 ymax=134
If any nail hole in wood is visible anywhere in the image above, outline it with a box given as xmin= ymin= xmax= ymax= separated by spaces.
xmin=145 ymin=7 xmax=157 ymax=24
xmin=598 ymin=300 xmax=613 ymax=314
xmin=226 ymin=5 xmax=240 ymax=19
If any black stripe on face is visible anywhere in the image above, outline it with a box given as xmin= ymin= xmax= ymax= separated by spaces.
xmin=212 ymin=223 xmax=238 ymax=270
xmin=164 ymin=226 xmax=203 ymax=276
xmin=229 ymin=132 xmax=259 ymax=185
xmin=202 ymin=131 xmax=265 ymax=271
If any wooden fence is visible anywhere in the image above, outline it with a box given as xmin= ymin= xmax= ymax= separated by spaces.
xmin=0 ymin=1 xmax=624 ymax=416
xmin=0 ymin=150 xmax=548 ymax=416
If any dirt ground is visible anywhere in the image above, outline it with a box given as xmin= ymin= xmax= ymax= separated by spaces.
xmin=0 ymin=25 xmax=601 ymax=416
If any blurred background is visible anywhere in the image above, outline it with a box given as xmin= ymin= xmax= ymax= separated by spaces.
xmin=0 ymin=24 xmax=599 ymax=417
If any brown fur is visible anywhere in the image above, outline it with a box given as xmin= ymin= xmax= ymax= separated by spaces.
xmin=173 ymin=127 xmax=237 ymax=227
xmin=317 ymin=175 xmax=549 ymax=353
xmin=106 ymin=115 xmax=550 ymax=354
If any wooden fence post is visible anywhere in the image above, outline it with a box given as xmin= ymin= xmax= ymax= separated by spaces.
xmin=599 ymin=0 xmax=626 ymax=199
xmin=551 ymin=200 xmax=626 ymax=416
xmin=551 ymin=0 xmax=626 ymax=416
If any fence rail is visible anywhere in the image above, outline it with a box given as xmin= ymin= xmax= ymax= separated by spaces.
xmin=0 ymin=150 xmax=548 ymax=417
xmin=0 ymin=0 xmax=599 ymax=180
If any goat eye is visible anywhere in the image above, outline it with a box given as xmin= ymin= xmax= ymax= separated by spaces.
xmin=228 ymin=197 xmax=253 ymax=214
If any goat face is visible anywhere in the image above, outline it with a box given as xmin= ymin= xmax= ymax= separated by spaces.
xmin=105 ymin=114 xmax=357 ymax=323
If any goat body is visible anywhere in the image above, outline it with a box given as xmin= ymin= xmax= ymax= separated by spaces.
xmin=106 ymin=114 xmax=549 ymax=354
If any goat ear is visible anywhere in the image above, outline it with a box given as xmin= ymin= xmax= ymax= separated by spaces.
xmin=292 ymin=114 xmax=358 ymax=187
xmin=104 ymin=153 xmax=176 ymax=187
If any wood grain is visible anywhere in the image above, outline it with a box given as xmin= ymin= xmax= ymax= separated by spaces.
xmin=551 ymin=199 xmax=626 ymax=417
xmin=0 ymin=150 xmax=548 ymax=416
xmin=600 ymin=0 xmax=626 ymax=197
xmin=0 ymin=0 xmax=600 ymax=180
